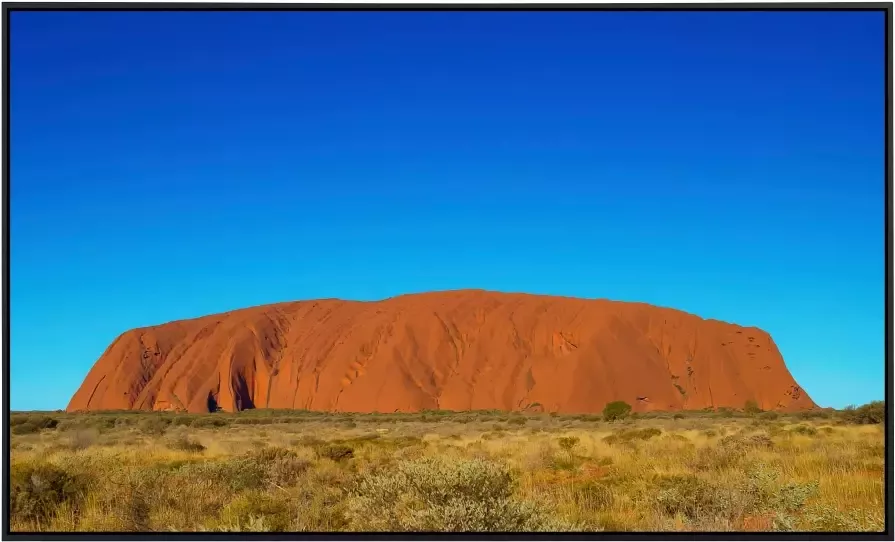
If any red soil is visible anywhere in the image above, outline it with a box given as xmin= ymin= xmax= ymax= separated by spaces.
xmin=66 ymin=290 xmax=816 ymax=414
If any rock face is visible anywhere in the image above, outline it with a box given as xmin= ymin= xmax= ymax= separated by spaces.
xmin=67 ymin=290 xmax=816 ymax=414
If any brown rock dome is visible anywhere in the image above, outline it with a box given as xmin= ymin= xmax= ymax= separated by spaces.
xmin=67 ymin=290 xmax=816 ymax=414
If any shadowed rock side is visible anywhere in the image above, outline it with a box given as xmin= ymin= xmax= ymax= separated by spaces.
xmin=67 ymin=290 xmax=817 ymax=414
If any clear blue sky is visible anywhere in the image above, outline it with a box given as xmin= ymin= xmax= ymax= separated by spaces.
xmin=10 ymin=10 xmax=885 ymax=411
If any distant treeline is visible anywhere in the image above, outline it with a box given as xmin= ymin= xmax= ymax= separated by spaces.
xmin=9 ymin=401 xmax=883 ymax=435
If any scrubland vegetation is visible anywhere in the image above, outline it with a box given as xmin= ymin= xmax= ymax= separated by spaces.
xmin=9 ymin=401 xmax=885 ymax=532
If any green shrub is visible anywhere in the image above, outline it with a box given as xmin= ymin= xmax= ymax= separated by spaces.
xmin=264 ymin=454 xmax=310 ymax=488
xmin=745 ymin=434 xmax=774 ymax=448
xmin=803 ymin=505 xmax=883 ymax=532
xmin=11 ymin=461 xmax=90 ymax=522
xmin=842 ymin=401 xmax=884 ymax=425
xmin=716 ymin=407 xmax=736 ymax=418
xmin=594 ymin=456 xmax=614 ymax=466
xmin=633 ymin=427 xmax=662 ymax=440
xmin=11 ymin=415 xmax=59 ymax=431
xmin=557 ymin=436 xmax=579 ymax=452
xmin=170 ymin=416 xmax=195 ymax=426
xmin=507 ymin=417 xmax=527 ymax=426
xmin=602 ymin=401 xmax=632 ymax=422
xmin=11 ymin=414 xmax=60 ymax=435
xmin=789 ymin=424 xmax=818 ymax=436
xmin=209 ymin=515 xmax=273 ymax=532
xmin=654 ymin=474 xmax=717 ymax=520
xmin=793 ymin=409 xmax=834 ymax=421
xmin=11 ymin=422 xmax=41 ymax=435
xmin=773 ymin=478 xmax=819 ymax=513
xmin=9 ymin=414 xmax=30 ymax=426
xmin=345 ymin=457 xmax=573 ymax=531
xmin=219 ymin=491 xmax=292 ymax=532
xmin=550 ymin=453 xmax=580 ymax=472
xmin=652 ymin=466 xmax=817 ymax=525
xmin=176 ymin=456 xmax=266 ymax=492
xmin=67 ymin=416 xmax=117 ymax=432
xmin=183 ymin=448 xmax=310 ymax=492
xmin=744 ymin=400 xmax=762 ymax=415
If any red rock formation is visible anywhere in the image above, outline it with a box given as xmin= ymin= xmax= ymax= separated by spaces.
xmin=67 ymin=290 xmax=816 ymax=413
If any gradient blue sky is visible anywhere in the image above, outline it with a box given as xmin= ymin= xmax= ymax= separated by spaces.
xmin=10 ymin=10 xmax=885 ymax=411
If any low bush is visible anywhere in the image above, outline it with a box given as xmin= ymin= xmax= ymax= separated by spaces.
xmin=652 ymin=465 xmax=817 ymax=527
xmin=557 ymin=436 xmax=579 ymax=452
xmin=653 ymin=474 xmax=717 ymax=520
xmin=550 ymin=452 xmax=580 ymax=472
xmin=219 ymin=491 xmax=293 ymax=532
xmin=244 ymin=447 xmax=311 ymax=488
xmin=11 ymin=461 xmax=91 ymax=523
xmin=842 ymin=402 xmax=884 ymax=425
xmin=793 ymin=409 xmax=834 ymax=421
xmin=716 ymin=407 xmax=736 ymax=418
xmin=11 ymin=415 xmax=59 ymax=432
xmin=602 ymin=401 xmax=632 ymax=422
xmin=176 ymin=456 xmax=267 ymax=492
xmin=788 ymin=425 xmax=818 ymax=436
xmin=345 ymin=457 xmax=573 ymax=531
xmin=170 ymin=416 xmax=196 ymax=426
xmin=11 ymin=422 xmax=41 ymax=435
xmin=803 ymin=505 xmax=884 ymax=532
